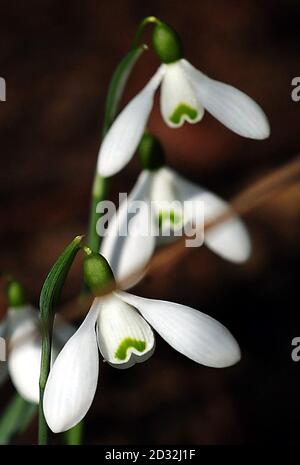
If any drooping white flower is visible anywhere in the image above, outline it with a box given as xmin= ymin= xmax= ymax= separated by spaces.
xmin=97 ymin=59 xmax=270 ymax=177
xmin=43 ymin=258 xmax=241 ymax=433
xmin=100 ymin=166 xmax=251 ymax=281
xmin=0 ymin=306 xmax=74 ymax=404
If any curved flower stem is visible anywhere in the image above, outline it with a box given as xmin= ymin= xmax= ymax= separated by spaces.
xmin=132 ymin=16 xmax=162 ymax=49
xmin=86 ymin=17 xmax=161 ymax=255
xmin=86 ymin=43 xmax=147 ymax=255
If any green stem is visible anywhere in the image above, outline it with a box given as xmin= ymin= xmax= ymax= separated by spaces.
xmin=64 ymin=420 xmax=84 ymax=445
xmin=38 ymin=316 xmax=53 ymax=445
xmin=86 ymin=173 xmax=110 ymax=254
xmin=78 ymin=21 xmax=153 ymax=442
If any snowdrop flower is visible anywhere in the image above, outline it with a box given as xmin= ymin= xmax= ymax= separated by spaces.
xmin=100 ymin=134 xmax=251 ymax=285
xmin=0 ymin=304 xmax=74 ymax=404
xmin=43 ymin=253 xmax=240 ymax=433
xmin=98 ymin=22 xmax=270 ymax=178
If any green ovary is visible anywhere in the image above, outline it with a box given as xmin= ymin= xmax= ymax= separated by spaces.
xmin=169 ymin=103 xmax=198 ymax=125
xmin=158 ymin=210 xmax=182 ymax=228
xmin=115 ymin=338 xmax=146 ymax=361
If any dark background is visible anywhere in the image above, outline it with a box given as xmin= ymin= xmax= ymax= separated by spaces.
xmin=0 ymin=0 xmax=300 ymax=444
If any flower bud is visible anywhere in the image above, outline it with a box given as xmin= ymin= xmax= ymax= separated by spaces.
xmin=6 ymin=279 xmax=27 ymax=308
xmin=138 ymin=133 xmax=165 ymax=170
xmin=152 ymin=22 xmax=183 ymax=64
xmin=83 ymin=250 xmax=115 ymax=295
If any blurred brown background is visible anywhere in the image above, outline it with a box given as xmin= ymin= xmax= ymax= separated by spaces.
xmin=0 ymin=0 xmax=300 ymax=444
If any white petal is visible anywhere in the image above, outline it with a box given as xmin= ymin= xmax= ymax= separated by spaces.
xmin=100 ymin=171 xmax=156 ymax=289
xmin=176 ymin=172 xmax=251 ymax=263
xmin=97 ymin=294 xmax=154 ymax=368
xmin=97 ymin=66 xmax=165 ymax=177
xmin=182 ymin=59 xmax=270 ymax=139
xmin=7 ymin=306 xmax=45 ymax=404
xmin=118 ymin=292 xmax=240 ymax=368
xmin=43 ymin=300 xmax=100 ymax=433
xmin=160 ymin=61 xmax=204 ymax=128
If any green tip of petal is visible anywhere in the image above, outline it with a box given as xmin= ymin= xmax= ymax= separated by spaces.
xmin=169 ymin=104 xmax=198 ymax=126
xmin=115 ymin=338 xmax=146 ymax=361
xmin=158 ymin=210 xmax=182 ymax=228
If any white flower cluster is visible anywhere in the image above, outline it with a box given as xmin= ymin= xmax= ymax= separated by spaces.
xmin=3 ymin=19 xmax=270 ymax=436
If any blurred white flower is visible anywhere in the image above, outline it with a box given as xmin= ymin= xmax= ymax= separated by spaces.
xmin=98 ymin=59 xmax=270 ymax=177
xmin=0 ymin=306 xmax=74 ymax=404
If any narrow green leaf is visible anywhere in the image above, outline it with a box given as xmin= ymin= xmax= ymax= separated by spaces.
xmin=102 ymin=44 xmax=146 ymax=136
xmin=0 ymin=393 xmax=37 ymax=445
xmin=39 ymin=235 xmax=83 ymax=445
xmin=39 ymin=235 xmax=83 ymax=320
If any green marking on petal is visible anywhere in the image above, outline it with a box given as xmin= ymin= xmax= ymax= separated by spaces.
xmin=115 ymin=338 xmax=146 ymax=361
xmin=158 ymin=210 xmax=182 ymax=228
xmin=169 ymin=103 xmax=198 ymax=125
